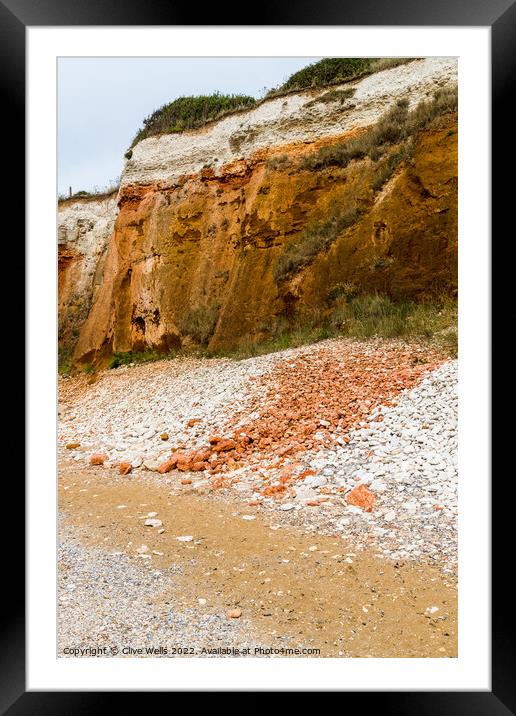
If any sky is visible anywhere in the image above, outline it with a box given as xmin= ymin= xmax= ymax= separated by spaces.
xmin=58 ymin=57 xmax=321 ymax=195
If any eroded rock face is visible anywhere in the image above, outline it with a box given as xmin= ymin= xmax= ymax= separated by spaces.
xmin=58 ymin=193 xmax=118 ymax=364
xmin=60 ymin=58 xmax=457 ymax=367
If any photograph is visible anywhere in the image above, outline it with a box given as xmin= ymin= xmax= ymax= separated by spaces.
xmin=57 ymin=55 xmax=459 ymax=659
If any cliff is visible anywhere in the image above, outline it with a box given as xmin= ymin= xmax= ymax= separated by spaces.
xmin=58 ymin=58 xmax=457 ymax=367
xmin=58 ymin=192 xmax=118 ymax=365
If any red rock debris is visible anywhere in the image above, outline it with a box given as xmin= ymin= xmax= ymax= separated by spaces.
xmin=89 ymin=453 xmax=108 ymax=466
xmin=227 ymin=608 xmax=242 ymax=619
xmin=214 ymin=344 xmax=441 ymax=470
xmin=156 ymin=344 xmax=443 ymax=489
xmin=346 ymin=483 xmax=376 ymax=512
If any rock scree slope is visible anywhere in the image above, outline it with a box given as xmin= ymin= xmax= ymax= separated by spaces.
xmin=59 ymin=339 xmax=457 ymax=572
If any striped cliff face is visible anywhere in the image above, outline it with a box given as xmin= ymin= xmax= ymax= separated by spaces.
xmin=58 ymin=58 xmax=457 ymax=368
xmin=121 ymin=58 xmax=457 ymax=189
xmin=58 ymin=192 xmax=118 ymax=365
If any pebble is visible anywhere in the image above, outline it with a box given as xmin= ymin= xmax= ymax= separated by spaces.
xmin=226 ymin=608 xmax=242 ymax=619
xmin=144 ymin=518 xmax=163 ymax=528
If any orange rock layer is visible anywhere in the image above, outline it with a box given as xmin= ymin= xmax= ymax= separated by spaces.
xmin=69 ymin=116 xmax=457 ymax=366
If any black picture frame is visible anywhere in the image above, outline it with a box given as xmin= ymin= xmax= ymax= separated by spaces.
xmin=3 ymin=0 xmax=509 ymax=708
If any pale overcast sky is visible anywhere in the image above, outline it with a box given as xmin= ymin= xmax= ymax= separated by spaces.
xmin=58 ymin=57 xmax=320 ymax=195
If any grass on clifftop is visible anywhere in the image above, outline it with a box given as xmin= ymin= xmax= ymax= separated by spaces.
xmin=267 ymin=58 xmax=416 ymax=96
xmin=128 ymin=59 xmax=418 ymax=147
xmin=131 ymin=93 xmax=257 ymax=146
xmin=58 ymin=179 xmax=120 ymax=204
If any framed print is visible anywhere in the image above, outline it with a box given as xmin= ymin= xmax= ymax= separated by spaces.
xmin=4 ymin=0 xmax=510 ymax=706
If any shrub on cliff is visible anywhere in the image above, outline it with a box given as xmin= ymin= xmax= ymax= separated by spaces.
xmin=272 ymin=87 xmax=457 ymax=285
xmin=328 ymin=293 xmax=457 ymax=354
xmin=178 ymin=304 xmax=220 ymax=345
xmin=278 ymin=59 xmax=374 ymax=91
xmin=273 ymin=202 xmax=362 ymax=284
xmin=372 ymin=141 xmax=414 ymax=190
xmin=131 ymin=93 xmax=257 ymax=145
xmin=268 ymin=58 xmax=415 ymax=95
xmin=58 ymin=178 xmax=120 ymax=203
xmin=327 ymin=281 xmax=358 ymax=303
xmin=303 ymin=86 xmax=457 ymax=171
xmin=303 ymin=98 xmax=411 ymax=171
xmin=306 ymin=88 xmax=356 ymax=106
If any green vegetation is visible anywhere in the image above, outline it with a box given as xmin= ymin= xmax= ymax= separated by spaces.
xmin=58 ymin=346 xmax=73 ymax=376
xmin=328 ymin=294 xmax=456 ymax=347
xmin=372 ymin=141 xmax=414 ymax=191
xmin=268 ymin=58 xmax=416 ymax=96
xmin=93 ymin=294 xmax=456 ymax=375
xmin=306 ymin=88 xmax=356 ymax=106
xmin=128 ymin=59 xmax=419 ymax=148
xmin=272 ymin=202 xmax=362 ymax=284
xmin=265 ymin=154 xmax=290 ymax=171
xmin=131 ymin=93 xmax=257 ymax=145
xmin=327 ymin=281 xmax=359 ymax=303
xmin=269 ymin=87 xmax=458 ymax=285
xmin=58 ymin=179 xmax=120 ymax=203
xmin=177 ymin=304 xmax=220 ymax=345
xmin=303 ymin=86 xmax=457 ymax=172
xmin=277 ymin=58 xmax=373 ymax=92
xmin=108 ymin=349 xmax=162 ymax=369
xmin=242 ymin=294 xmax=457 ymax=359
xmin=227 ymin=325 xmax=333 ymax=359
